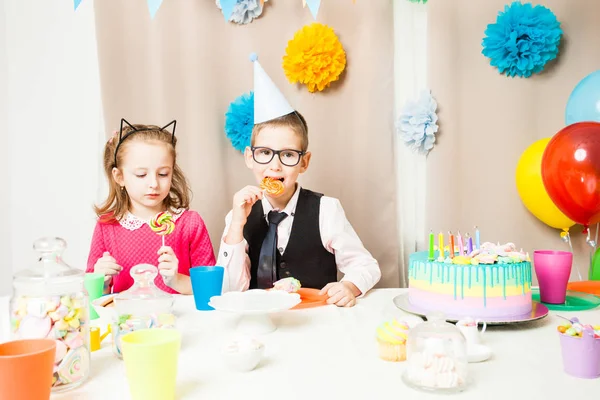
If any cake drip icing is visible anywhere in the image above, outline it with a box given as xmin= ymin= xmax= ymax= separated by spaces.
xmin=409 ymin=244 xmax=532 ymax=307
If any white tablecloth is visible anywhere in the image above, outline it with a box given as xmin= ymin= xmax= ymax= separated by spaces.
xmin=1 ymin=289 xmax=599 ymax=400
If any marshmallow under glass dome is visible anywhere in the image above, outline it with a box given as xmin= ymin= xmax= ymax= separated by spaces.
xmin=403 ymin=313 xmax=469 ymax=394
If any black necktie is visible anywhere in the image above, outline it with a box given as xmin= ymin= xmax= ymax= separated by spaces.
xmin=257 ymin=210 xmax=288 ymax=289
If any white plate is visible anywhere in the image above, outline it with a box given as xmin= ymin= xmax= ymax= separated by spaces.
xmin=208 ymin=290 xmax=301 ymax=315
xmin=208 ymin=290 xmax=301 ymax=335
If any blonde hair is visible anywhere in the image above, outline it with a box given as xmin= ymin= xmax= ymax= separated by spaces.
xmin=95 ymin=124 xmax=191 ymax=223
xmin=251 ymin=111 xmax=309 ymax=152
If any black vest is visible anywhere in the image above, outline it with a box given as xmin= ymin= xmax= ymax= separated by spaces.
xmin=244 ymin=188 xmax=337 ymax=289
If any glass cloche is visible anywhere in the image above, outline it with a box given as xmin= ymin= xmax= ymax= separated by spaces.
xmin=402 ymin=313 xmax=469 ymax=393
xmin=9 ymin=237 xmax=90 ymax=393
xmin=111 ymin=264 xmax=176 ymax=358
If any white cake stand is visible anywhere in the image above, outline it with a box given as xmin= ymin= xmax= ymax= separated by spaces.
xmin=208 ymin=290 xmax=301 ymax=335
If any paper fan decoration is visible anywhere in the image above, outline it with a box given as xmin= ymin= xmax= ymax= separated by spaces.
xmin=396 ymin=90 xmax=439 ymax=156
xmin=225 ymin=92 xmax=254 ymax=152
xmin=216 ymin=0 xmax=268 ymax=25
xmin=282 ymin=23 xmax=346 ymax=93
xmin=482 ymin=2 xmax=562 ymax=78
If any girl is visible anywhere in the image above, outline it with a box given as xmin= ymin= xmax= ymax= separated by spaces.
xmin=86 ymin=119 xmax=215 ymax=294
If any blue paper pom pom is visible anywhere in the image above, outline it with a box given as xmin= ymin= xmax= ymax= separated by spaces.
xmin=482 ymin=2 xmax=562 ymax=78
xmin=249 ymin=52 xmax=258 ymax=62
xmin=217 ymin=0 xmax=267 ymax=25
xmin=225 ymin=91 xmax=254 ymax=152
xmin=396 ymin=90 xmax=438 ymax=156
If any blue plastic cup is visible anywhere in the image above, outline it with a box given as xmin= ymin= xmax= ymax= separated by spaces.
xmin=190 ymin=266 xmax=224 ymax=311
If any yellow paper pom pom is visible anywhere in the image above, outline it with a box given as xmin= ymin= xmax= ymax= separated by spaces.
xmin=282 ymin=23 xmax=346 ymax=93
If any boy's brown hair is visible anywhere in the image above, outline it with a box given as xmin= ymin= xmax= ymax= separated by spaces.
xmin=251 ymin=111 xmax=309 ymax=151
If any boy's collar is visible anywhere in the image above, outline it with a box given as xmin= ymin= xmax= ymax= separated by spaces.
xmin=261 ymin=185 xmax=301 ymax=217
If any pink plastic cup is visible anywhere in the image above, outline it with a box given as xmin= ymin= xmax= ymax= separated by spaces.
xmin=559 ymin=326 xmax=600 ymax=379
xmin=533 ymin=250 xmax=572 ymax=304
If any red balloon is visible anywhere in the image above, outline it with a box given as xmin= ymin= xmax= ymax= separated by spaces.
xmin=542 ymin=122 xmax=600 ymax=230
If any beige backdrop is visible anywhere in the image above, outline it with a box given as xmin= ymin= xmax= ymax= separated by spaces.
xmin=93 ymin=0 xmax=400 ymax=287
xmin=427 ymin=0 xmax=600 ymax=282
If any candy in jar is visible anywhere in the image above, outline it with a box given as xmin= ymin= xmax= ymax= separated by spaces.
xmin=9 ymin=237 xmax=90 ymax=393
xmin=111 ymin=264 xmax=176 ymax=358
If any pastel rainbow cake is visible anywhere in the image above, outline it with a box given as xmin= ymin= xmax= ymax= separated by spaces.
xmin=408 ymin=242 xmax=532 ymax=319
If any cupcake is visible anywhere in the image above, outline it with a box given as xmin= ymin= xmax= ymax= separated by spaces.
xmin=376 ymin=319 xmax=409 ymax=361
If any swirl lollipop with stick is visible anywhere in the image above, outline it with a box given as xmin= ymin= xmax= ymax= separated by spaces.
xmin=150 ymin=211 xmax=175 ymax=246
xmin=150 ymin=212 xmax=176 ymax=285
xmin=238 ymin=177 xmax=285 ymax=207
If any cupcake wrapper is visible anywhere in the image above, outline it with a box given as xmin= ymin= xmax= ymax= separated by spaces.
xmin=377 ymin=339 xmax=406 ymax=362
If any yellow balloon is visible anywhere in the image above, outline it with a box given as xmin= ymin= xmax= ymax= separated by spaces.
xmin=515 ymin=138 xmax=575 ymax=230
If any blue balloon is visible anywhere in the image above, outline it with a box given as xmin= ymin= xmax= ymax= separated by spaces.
xmin=566 ymin=70 xmax=600 ymax=125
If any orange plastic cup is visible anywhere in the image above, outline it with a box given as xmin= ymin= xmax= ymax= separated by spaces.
xmin=0 ymin=339 xmax=56 ymax=400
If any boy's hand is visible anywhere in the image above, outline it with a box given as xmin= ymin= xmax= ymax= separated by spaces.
xmin=320 ymin=281 xmax=362 ymax=307
xmin=231 ymin=186 xmax=264 ymax=225
xmin=158 ymin=246 xmax=179 ymax=287
xmin=94 ymin=251 xmax=122 ymax=282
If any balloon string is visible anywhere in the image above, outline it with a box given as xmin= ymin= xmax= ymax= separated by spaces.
xmin=567 ymin=234 xmax=583 ymax=281
xmin=591 ymin=223 xmax=599 ymax=280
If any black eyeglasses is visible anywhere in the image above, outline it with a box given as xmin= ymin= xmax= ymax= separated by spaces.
xmin=251 ymin=147 xmax=305 ymax=167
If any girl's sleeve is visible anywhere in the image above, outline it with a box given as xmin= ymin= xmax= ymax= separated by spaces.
xmin=187 ymin=212 xmax=216 ymax=273
xmin=86 ymin=221 xmax=106 ymax=273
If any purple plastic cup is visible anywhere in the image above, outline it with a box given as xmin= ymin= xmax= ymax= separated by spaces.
xmin=559 ymin=326 xmax=600 ymax=379
xmin=533 ymin=250 xmax=572 ymax=304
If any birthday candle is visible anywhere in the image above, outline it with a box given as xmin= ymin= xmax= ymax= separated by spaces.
xmin=438 ymin=232 xmax=444 ymax=259
xmin=449 ymin=231 xmax=455 ymax=259
xmin=428 ymin=230 xmax=434 ymax=261
xmin=475 ymin=226 xmax=480 ymax=250
xmin=457 ymin=231 xmax=464 ymax=256
xmin=467 ymin=234 xmax=474 ymax=254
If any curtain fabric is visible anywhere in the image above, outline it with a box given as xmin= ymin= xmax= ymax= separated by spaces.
xmin=94 ymin=0 xmax=400 ymax=287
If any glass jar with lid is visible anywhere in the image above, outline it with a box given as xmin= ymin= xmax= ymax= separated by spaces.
xmin=111 ymin=264 xmax=176 ymax=358
xmin=9 ymin=237 xmax=90 ymax=393
xmin=402 ymin=313 xmax=469 ymax=393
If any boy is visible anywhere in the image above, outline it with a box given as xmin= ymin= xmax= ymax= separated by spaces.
xmin=217 ymin=55 xmax=381 ymax=307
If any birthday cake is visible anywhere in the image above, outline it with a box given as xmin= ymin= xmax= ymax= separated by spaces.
xmin=408 ymin=241 xmax=532 ymax=319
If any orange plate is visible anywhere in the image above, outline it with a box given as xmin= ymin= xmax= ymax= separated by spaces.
xmin=567 ymin=281 xmax=600 ymax=296
xmin=291 ymin=288 xmax=329 ymax=310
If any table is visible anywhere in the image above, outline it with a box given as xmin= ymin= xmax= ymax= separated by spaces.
xmin=1 ymin=289 xmax=599 ymax=399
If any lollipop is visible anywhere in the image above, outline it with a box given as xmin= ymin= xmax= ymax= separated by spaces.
xmin=150 ymin=212 xmax=176 ymax=285
xmin=238 ymin=177 xmax=285 ymax=207
xmin=260 ymin=177 xmax=284 ymax=196
xmin=150 ymin=211 xmax=175 ymax=246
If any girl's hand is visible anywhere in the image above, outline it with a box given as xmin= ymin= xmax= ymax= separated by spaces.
xmin=94 ymin=251 xmax=122 ymax=282
xmin=158 ymin=246 xmax=179 ymax=287
xmin=319 ymin=281 xmax=361 ymax=307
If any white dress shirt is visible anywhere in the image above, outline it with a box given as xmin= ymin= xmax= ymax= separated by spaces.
xmin=217 ymin=186 xmax=381 ymax=296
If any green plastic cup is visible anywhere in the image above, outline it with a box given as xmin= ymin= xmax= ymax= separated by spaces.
xmin=84 ymin=272 xmax=105 ymax=319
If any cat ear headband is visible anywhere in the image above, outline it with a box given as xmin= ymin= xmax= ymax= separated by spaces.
xmin=113 ymin=118 xmax=177 ymax=167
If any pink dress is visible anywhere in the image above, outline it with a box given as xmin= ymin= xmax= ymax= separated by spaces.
xmin=86 ymin=209 xmax=216 ymax=294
